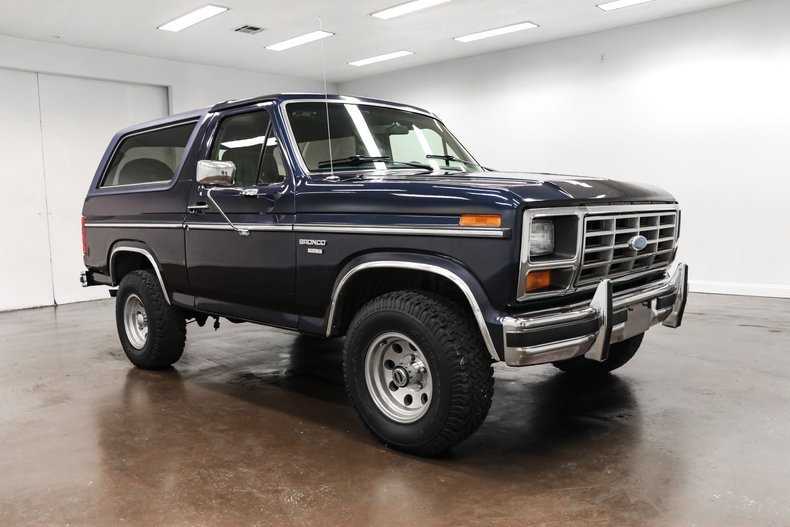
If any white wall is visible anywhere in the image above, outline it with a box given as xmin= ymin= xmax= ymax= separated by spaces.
xmin=341 ymin=0 xmax=790 ymax=298
xmin=0 ymin=69 xmax=54 ymax=311
xmin=0 ymin=36 xmax=330 ymax=312
xmin=0 ymin=35 xmax=329 ymax=113
xmin=38 ymin=74 xmax=170 ymax=306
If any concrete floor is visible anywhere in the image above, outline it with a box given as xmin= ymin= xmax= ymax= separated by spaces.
xmin=0 ymin=293 xmax=788 ymax=526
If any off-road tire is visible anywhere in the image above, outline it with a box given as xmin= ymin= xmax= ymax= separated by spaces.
xmin=552 ymin=333 xmax=644 ymax=376
xmin=116 ymin=270 xmax=186 ymax=369
xmin=343 ymin=290 xmax=494 ymax=456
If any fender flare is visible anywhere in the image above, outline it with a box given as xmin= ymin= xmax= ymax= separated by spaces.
xmin=326 ymin=252 xmax=502 ymax=361
xmin=109 ymin=243 xmax=171 ymax=304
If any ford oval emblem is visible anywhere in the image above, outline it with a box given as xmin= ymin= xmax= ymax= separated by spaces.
xmin=629 ymin=235 xmax=648 ymax=251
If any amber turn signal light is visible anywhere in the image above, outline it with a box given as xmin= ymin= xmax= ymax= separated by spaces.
xmin=526 ymin=270 xmax=551 ymax=292
xmin=460 ymin=214 xmax=502 ymax=227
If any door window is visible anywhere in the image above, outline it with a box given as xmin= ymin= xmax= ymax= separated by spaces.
xmin=258 ymin=136 xmax=287 ymax=185
xmin=210 ymin=110 xmax=286 ymax=186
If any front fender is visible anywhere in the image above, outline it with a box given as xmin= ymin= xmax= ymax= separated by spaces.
xmin=326 ymin=251 xmax=504 ymax=361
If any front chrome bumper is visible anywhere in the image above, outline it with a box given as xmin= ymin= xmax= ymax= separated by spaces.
xmin=501 ymin=263 xmax=688 ymax=367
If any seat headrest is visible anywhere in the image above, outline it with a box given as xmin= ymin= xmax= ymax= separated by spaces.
xmin=117 ymin=158 xmax=173 ymax=185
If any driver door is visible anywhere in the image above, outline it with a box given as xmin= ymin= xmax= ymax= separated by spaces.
xmin=185 ymin=104 xmax=296 ymax=327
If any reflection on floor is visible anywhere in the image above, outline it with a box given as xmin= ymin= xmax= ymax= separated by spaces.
xmin=0 ymin=293 xmax=788 ymax=526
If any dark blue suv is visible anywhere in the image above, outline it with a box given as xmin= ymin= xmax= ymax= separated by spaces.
xmin=81 ymin=93 xmax=688 ymax=456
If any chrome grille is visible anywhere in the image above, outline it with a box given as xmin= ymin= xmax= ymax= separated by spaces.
xmin=577 ymin=210 xmax=678 ymax=285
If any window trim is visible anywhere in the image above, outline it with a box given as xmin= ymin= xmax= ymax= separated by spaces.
xmin=98 ymin=118 xmax=199 ymax=190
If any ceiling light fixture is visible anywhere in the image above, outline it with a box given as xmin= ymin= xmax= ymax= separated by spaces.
xmin=349 ymin=50 xmax=415 ymax=67
xmin=265 ymin=30 xmax=334 ymax=51
xmin=454 ymin=21 xmax=538 ymax=43
xmin=371 ymin=0 xmax=452 ymax=20
xmin=158 ymin=5 xmax=228 ymax=32
xmin=597 ymin=0 xmax=655 ymax=11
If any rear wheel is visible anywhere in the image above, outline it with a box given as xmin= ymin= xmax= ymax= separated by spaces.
xmin=343 ymin=290 xmax=494 ymax=456
xmin=553 ymin=333 xmax=644 ymax=376
xmin=116 ymin=270 xmax=186 ymax=369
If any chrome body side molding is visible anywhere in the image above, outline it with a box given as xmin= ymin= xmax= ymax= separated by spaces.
xmin=84 ymin=221 xmax=506 ymax=238
xmin=85 ymin=222 xmax=183 ymax=229
xmin=293 ymin=224 xmax=506 ymax=238
xmin=185 ymin=223 xmax=293 ymax=232
xmin=326 ymin=260 xmax=499 ymax=361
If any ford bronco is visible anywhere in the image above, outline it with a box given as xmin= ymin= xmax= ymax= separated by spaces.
xmin=81 ymin=93 xmax=688 ymax=456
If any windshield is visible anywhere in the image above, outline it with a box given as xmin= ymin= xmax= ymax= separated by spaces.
xmin=285 ymin=102 xmax=482 ymax=174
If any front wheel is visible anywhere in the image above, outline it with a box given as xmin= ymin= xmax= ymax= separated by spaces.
xmin=116 ymin=270 xmax=186 ymax=370
xmin=552 ymin=333 xmax=644 ymax=376
xmin=343 ymin=290 xmax=494 ymax=457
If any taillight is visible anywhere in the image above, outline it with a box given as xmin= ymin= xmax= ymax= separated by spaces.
xmin=81 ymin=216 xmax=87 ymax=256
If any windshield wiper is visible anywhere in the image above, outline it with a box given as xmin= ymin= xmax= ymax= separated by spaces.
xmin=425 ymin=154 xmax=478 ymax=168
xmin=318 ymin=155 xmax=434 ymax=174
xmin=317 ymin=155 xmax=389 ymax=168
xmin=390 ymin=160 xmax=434 ymax=172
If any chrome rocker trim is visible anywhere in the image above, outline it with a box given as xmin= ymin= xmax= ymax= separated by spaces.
xmin=501 ymin=262 xmax=688 ymax=367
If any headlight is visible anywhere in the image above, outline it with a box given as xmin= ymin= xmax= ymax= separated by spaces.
xmin=529 ymin=220 xmax=555 ymax=256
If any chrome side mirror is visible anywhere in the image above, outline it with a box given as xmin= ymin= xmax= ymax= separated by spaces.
xmin=197 ymin=160 xmax=236 ymax=186
xmin=195 ymin=160 xmax=249 ymax=237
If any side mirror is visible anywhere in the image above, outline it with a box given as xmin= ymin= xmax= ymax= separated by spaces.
xmin=197 ymin=160 xmax=236 ymax=186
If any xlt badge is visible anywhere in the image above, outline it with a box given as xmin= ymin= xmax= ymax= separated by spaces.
xmin=300 ymin=239 xmax=326 ymax=254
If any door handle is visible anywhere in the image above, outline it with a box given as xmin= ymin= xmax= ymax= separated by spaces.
xmin=187 ymin=203 xmax=209 ymax=213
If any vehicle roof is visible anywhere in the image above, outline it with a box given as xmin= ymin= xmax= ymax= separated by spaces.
xmin=113 ymin=107 xmax=208 ymax=137
xmin=210 ymin=93 xmax=438 ymax=118
xmin=116 ymin=93 xmax=439 ymax=136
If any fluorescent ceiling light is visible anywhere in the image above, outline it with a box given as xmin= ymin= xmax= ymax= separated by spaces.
xmin=597 ymin=0 xmax=655 ymax=11
xmin=371 ymin=0 xmax=451 ymax=20
xmin=265 ymin=30 xmax=334 ymax=51
xmin=349 ymin=50 xmax=414 ymax=67
xmin=454 ymin=21 xmax=538 ymax=43
xmin=158 ymin=5 xmax=228 ymax=32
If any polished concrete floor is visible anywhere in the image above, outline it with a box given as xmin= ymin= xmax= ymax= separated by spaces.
xmin=0 ymin=293 xmax=788 ymax=526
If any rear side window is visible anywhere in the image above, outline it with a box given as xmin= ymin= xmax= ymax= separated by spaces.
xmin=100 ymin=121 xmax=196 ymax=187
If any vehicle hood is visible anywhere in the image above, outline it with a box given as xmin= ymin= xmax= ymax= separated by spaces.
xmin=298 ymin=170 xmax=676 ymax=217
xmin=398 ymin=170 xmax=676 ymax=205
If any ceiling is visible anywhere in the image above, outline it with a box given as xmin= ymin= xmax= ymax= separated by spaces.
xmin=0 ymin=0 xmax=746 ymax=82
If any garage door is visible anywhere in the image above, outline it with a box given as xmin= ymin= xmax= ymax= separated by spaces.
xmin=0 ymin=68 xmax=169 ymax=311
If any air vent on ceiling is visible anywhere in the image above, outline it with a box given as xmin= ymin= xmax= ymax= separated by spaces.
xmin=234 ymin=25 xmax=264 ymax=35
